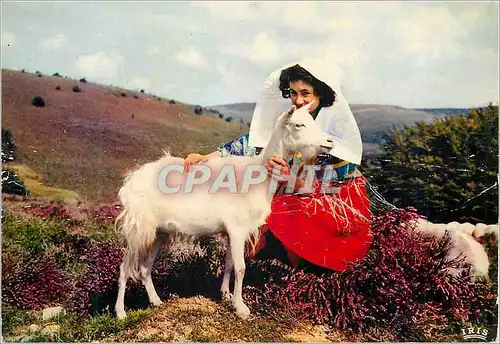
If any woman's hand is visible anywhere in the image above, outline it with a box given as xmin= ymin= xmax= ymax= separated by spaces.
xmin=184 ymin=153 xmax=208 ymax=173
xmin=266 ymin=156 xmax=291 ymax=178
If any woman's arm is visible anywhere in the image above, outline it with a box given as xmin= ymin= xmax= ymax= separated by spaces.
xmin=184 ymin=133 xmax=251 ymax=172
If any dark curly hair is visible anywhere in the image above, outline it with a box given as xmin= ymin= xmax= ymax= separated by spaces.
xmin=278 ymin=64 xmax=336 ymax=107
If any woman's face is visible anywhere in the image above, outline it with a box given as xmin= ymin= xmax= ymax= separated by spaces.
xmin=289 ymin=80 xmax=320 ymax=113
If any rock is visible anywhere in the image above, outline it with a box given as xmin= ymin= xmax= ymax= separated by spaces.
xmin=41 ymin=324 xmax=60 ymax=336
xmin=28 ymin=324 xmax=41 ymax=333
xmin=21 ymin=335 xmax=38 ymax=342
xmin=42 ymin=306 xmax=66 ymax=320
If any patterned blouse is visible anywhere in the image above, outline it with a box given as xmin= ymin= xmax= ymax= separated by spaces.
xmin=217 ymin=133 xmax=359 ymax=183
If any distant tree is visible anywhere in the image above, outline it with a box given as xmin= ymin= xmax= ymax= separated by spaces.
xmin=31 ymin=96 xmax=46 ymax=107
xmin=53 ymin=72 xmax=62 ymax=77
xmin=21 ymin=69 xmax=25 ymax=73
xmin=218 ymin=113 xmax=224 ymax=119
xmin=1 ymin=168 xmax=28 ymax=196
xmin=169 ymin=99 xmax=176 ymax=104
xmin=140 ymin=89 xmax=145 ymax=93
xmin=194 ymin=105 xmax=203 ymax=115
xmin=225 ymin=116 xmax=233 ymax=123
xmin=72 ymin=85 xmax=82 ymax=93
xmin=364 ymin=104 xmax=498 ymax=224
xmin=2 ymin=128 xmax=16 ymax=162
xmin=79 ymin=78 xmax=87 ymax=83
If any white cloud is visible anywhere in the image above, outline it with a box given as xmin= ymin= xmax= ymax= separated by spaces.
xmin=190 ymin=2 xmax=257 ymax=22
xmin=394 ymin=5 xmax=463 ymax=59
xmin=39 ymin=33 xmax=68 ymax=51
xmin=147 ymin=45 xmax=161 ymax=56
xmin=249 ymin=33 xmax=279 ymax=63
xmin=175 ymin=47 xmax=208 ymax=69
xmin=222 ymin=32 xmax=279 ymax=63
xmin=2 ymin=31 xmax=15 ymax=47
xmin=74 ymin=51 xmax=123 ymax=80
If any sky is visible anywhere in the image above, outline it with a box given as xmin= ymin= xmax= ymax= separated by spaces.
xmin=1 ymin=1 xmax=499 ymax=108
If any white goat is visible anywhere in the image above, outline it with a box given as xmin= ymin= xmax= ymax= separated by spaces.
xmin=411 ymin=219 xmax=497 ymax=280
xmin=114 ymin=103 xmax=334 ymax=320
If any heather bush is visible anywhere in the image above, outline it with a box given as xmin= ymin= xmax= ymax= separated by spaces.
xmin=80 ymin=77 xmax=87 ymax=83
xmin=56 ymin=85 xmax=61 ymax=90
xmin=25 ymin=201 xmax=77 ymax=224
xmin=169 ymin=99 xmax=176 ymax=104
xmin=72 ymin=85 xmax=82 ymax=93
xmin=67 ymin=240 xmax=124 ymax=316
xmin=2 ymin=253 xmax=72 ymax=309
xmin=31 ymin=96 xmax=45 ymax=107
xmin=90 ymin=202 xmax=122 ymax=226
xmin=193 ymin=105 xmax=203 ymax=115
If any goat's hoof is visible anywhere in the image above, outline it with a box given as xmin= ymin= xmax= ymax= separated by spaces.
xmin=235 ymin=303 xmax=251 ymax=320
xmin=151 ymin=298 xmax=163 ymax=307
xmin=116 ymin=310 xmax=127 ymax=320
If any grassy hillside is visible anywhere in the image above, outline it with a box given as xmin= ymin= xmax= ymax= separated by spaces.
xmin=2 ymin=69 xmax=247 ymax=204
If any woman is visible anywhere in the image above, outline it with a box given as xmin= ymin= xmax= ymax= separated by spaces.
xmin=184 ymin=58 xmax=373 ymax=272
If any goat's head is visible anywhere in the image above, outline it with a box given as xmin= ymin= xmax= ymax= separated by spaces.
xmin=275 ymin=102 xmax=334 ymax=162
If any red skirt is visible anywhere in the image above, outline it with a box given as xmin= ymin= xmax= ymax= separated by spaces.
xmin=251 ymin=177 xmax=373 ymax=272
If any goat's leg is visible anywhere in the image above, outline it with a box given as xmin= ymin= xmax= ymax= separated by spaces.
xmin=140 ymin=238 xmax=164 ymax=307
xmin=228 ymin=233 xmax=250 ymax=320
xmin=220 ymin=244 xmax=233 ymax=300
xmin=115 ymin=260 xmax=129 ymax=319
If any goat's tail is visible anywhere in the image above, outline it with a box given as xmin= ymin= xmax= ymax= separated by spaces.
xmin=115 ymin=177 xmax=158 ymax=281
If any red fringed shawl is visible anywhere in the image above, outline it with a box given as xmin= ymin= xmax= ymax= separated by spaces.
xmin=251 ymin=176 xmax=373 ymax=271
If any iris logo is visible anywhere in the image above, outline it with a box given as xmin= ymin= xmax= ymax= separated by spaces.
xmin=461 ymin=326 xmax=490 ymax=341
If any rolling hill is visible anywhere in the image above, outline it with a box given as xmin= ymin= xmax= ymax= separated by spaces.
xmin=2 ymin=69 xmax=247 ymax=203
